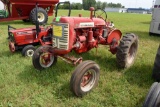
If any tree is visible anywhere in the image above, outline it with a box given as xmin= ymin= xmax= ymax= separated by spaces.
xmin=72 ymin=3 xmax=82 ymax=10
xmin=102 ymin=2 xmax=107 ymax=9
xmin=96 ymin=1 xmax=102 ymax=9
xmin=83 ymin=0 xmax=96 ymax=10
xmin=107 ymin=2 xmax=123 ymax=8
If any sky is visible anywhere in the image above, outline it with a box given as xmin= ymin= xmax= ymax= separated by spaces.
xmin=0 ymin=0 xmax=154 ymax=9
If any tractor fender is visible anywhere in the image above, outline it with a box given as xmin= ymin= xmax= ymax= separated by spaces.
xmin=107 ymin=29 xmax=122 ymax=44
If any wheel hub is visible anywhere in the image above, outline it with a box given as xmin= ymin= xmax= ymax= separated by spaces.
xmin=40 ymin=52 xmax=54 ymax=68
xmin=38 ymin=12 xmax=45 ymax=22
xmin=26 ymin=49 xmax=34 ymax=57
xmin=80 ymin=69 xmax=96 ymax=92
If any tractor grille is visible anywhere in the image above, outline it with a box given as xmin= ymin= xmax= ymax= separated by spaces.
xmin=52 ymin=23 xmax=69 ymax=50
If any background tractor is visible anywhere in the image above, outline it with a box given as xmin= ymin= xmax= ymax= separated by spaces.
xmin=8 ymin=3 xmax=71 ymax=57
xmin=32 ymin=2 xmax=139 ymax=97
xmin=0 ymin=0 xmax=59 ymax=24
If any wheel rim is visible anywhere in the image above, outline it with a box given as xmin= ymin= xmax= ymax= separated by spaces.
xmin=38 ymin=12 xmax=45 ymax=22
xmin=80 ymin=69 xmax=96 ymax=92
xmin=26 ymin=49 xmax=34 ymax=57
xmin=39 ymin=52 xmax=54 ymax=68
xmin=9 ymin=42 xmax=15 ymax=52
xmin=127 ymin=43 xmax=136 ymax=64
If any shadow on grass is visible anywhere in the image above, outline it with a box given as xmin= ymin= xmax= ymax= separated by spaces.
xmin=1 ymin=20 xmax=51 ymax=26
xmin=0 ymin=49 xmax=22 ymax=57
xmin=17 ymin=50 xmax=120 ymax=99
xmin=17 ymin=60 xmax=76 ymax=98
xmin=17 ymin=49 xmax=154 ymax=100
xmin=1 ymin=20 xmax=33 ymax=25
xmin=124 ymin=63 xmax=154 ymax=87
xmin=127 ymin=30 xmax=160 ymax=43
xmin=123 ymin=63 xmax=155 ymax=107
xmin=141 ymin=21 xmax=150 ymax=25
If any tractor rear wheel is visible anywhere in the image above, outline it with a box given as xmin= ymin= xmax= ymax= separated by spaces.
xmin=70 ymin=60 xmax=100 ymax=97
xmin=22 ymin=45 xmax=36 ymax=57
xmin=30 ymin=7 xmax=48 ymax=25
xmin=143 ymin=82 xmax=160 ymax=107
xmin=116 ymin=33 xmax=138 ymax=68
xmin=32 ymin=45 xmax=57 ymax=70
xmin=152 ymin=45 xmax=160 ymax=82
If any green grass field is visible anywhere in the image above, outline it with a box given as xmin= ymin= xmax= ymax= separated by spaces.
xmin=0 ymin=10 xmax=160 ymax=107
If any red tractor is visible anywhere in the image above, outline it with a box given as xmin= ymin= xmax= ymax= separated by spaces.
xmin=8 ymin=3 xmax=71 ymax=57
xmin=32 ymin=3 xmax=139 ymax=97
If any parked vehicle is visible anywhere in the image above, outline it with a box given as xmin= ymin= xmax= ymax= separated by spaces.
xmin=7 ymin=3 xmax=64 ymax=57
xmin=32 ymin=2 xmax=139 ymax=97
xmin=0 ymin=0 xmax=59 ymax=24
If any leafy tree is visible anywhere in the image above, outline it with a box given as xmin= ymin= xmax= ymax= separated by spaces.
xmin=72 ymin=3 xmax=82 ymax=10
xmin=102 ymin=2 xmax=107 ymax=9
xmin=56 ymin=1 xmax=124 ymax=10
xmin=96 ymin=1 xmax=102 ymax=9
xmin=82 ymin=0 xmax=96 ymax=10
xmin=107 ymin=2 xmax=123 ymax=8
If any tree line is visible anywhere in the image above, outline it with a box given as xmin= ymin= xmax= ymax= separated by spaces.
xmin=58 ymin=0 xmax=124 ymax=10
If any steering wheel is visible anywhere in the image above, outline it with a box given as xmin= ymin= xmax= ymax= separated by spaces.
xmin=94 ymin=8 xmax=107 ymax=21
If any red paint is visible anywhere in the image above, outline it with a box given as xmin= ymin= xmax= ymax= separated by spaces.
xmin=50 ymin=8 xmax=122 ymax=56
xmin=0 ymin=0 xmax=59 ymax=22
xmin=8 ymin=26 xmax=53 ymax=52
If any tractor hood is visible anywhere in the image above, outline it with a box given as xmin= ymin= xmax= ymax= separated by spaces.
xmin=8 ymin=26 xmax=45 ymax=45
xmin=54 ymin=17 xmax=106 ymax=28
xmin=9 ymin=27 xmax=43 ymax=33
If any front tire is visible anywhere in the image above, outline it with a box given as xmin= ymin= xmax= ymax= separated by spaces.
xmin=152 ymin=45 xmax=160 ymax=82
xmin=22 ymin=45 xmax=36 ymax=57
xmin=70 ymin=60 xmax=100 ymax=97
xmin=116 ymin=33 xmax=138 ymax=68
xmin=30 ymin=7 xmax=48 ymax=25
xmin=32 ymin=45 xmax=57 ymax=70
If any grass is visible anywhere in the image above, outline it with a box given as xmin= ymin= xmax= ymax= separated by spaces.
xmin=0 ymin=10 xmax=160 ymax=107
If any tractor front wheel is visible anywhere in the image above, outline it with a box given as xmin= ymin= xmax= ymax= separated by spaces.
xmin=32 ymin=45 xmax=57 ymax=70
xmin=70 ymin=60 xmax=100 ymax=97
xmin=152 ymin=45 xmax=160 ymax=82
xmin=116 ymin=33 xmax=138 ymax=68
xmin=22 ymin=45 xmax=36 ymax=57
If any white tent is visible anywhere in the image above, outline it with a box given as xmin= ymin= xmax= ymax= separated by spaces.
xmin=149 ymin=0 xmax=160 ymax=35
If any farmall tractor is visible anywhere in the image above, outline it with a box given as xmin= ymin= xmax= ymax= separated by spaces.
xmin=32 ymin=2 xmax=139 ymax=97
xmin=8 ymin=3 xmax=71 ymax=57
